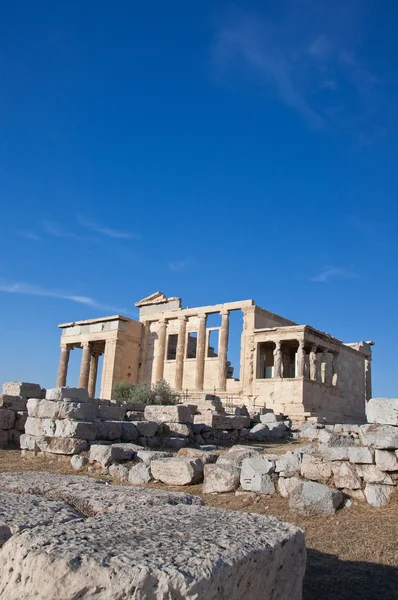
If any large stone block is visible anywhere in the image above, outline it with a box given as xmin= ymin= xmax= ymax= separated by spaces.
xmin=162 ymin=422 xmax=192 ymax=438
xmin=267 ymin=422 xmax=288 ymax=439
xmin=19 ymin=434 xmax=38 ymax=451
xmin=144 ymin=405 xmax=193 ymax=424
xmin=177 ymin=448 xmax=219 ymax=464
xmin=151 ymin=458 xmax=204 ymax=485
xmin=15 ymin=412 xmax=27 ymax=432
xmin=160 ymin=436 xmax=187 ymax=450
xmin=37 ymin=419 xmax=97 ymax=441
xmin=359 ymin=424 xmax=398 ymax=449
xmin=2 ymin=382 xmax=42 ymax=399
xmin=240 ymin=457 xmax=276 ymax=494
xmin=366 ymin=398 xmax=398 ymax=426
xmin=36 ymin=437 xmax=88 ymax=455
xmin=132 ymin=420 xmax=159 ymax=437
xmin=45 ymin=387 xmax=89 ymax=403
xmin=136 ymin=450 xmax=172 ymax=464
xmin=347 ymin=446 xmax=374 ymax=464
xmin=0 ymin=498 xmax=306 ymax=600
xmin=289 ymin=481 xmax=344 ymax=515
xmin=108 ymin=464 xmax=129 ymax=483
xmin=121 ymin=422 xmax=138 ymax=442
xmin=248 ymin=423 xmax=269 ymax=441
xmin=128 ymin=463 xmax=152 ymax=485
xmin=300 ymin=454 xmax=332 ymax=482
xmin=364 ymin=483 xmax=394 ymax=507
xmin=27 ymin=398 xmax=97 ymax=421
xmin=203 ymin=463 xmax=241 ymax=493
xmin=278 ymin=477 xmax=302 ymax=498
xmin=0 ymin=395 xmax=27 ymax=411
xmin=98 ymin=404 xmax=126 ymax=421
xmin=275 ymin=452 xmax=301 ymax=477
xmin=0 ymin=430 xmax=8 ymax=447
xmin=319 ymin=445 xmax=350 ymax=461
xmin=217 ymin=447 xmax=262 ymax=469
xmin=96 ymin=420 xmax=123 ymax=441
xmin=375 ymin=449 xmax=398 ymax=471
xmin=357 ymin=464 xmax=394 ymax=485
xmin=0 ymin=409 xmax=15 ymax=430
xmin=332 ymin=462 xmax=361 ymax=489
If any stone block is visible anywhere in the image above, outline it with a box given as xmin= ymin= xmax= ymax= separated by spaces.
xmin=217 ymin=447 xmax=262 ymax=469
xmin=36 ymin=437 xmax=88 ymax=455
xmin=14 ymin=412 xmax=27 ymax=431
xmin=126 ymin=411 xmax=145 ymax=421
xmin=248 ymin=423 xmax=269 ymax=441
xmin=211 ymin=415 xmax=251 ymax=430
xmin=2 ymin=382 xmax=42 ymax=399
xmin=177 ymin=448 xmax=219 ymax=464
xmin=7 ymin=430 xmax=21 ymax=445
xmin=110 ymin=443 xmax=141 ymax=462
xmin=359 ymin=424 xmax=398 ymax=449
xmin=19 ymin=434 xmax=38 ymax=451
xmin=136 ymin=450 xmax=173 ymax=464
xmin=132 ymin=420 xmax=159 ymax=437
xmin=275 ymin=452 xmax=301 ymax=477
xmin=358 ymin=465 xmax=394 ymax=485
xmin=241 ymin=457 xmax=276 ymax=494
xmin=45 ymin=387 xmax=90 ymax=403
xmin=162 ymin=423 xmax=192 ymax=438
xmin=98 ymin=404 xmax=126 ymax=421
xmin=318 ymin=431 xmax=356 ymax=447
xmin=300 ymin=454 xmax=332 ymax=483
xmin=319 ymin=446 xmax=350 ymax=461
xmin=267 ymin=422 xmax=287 ymax=438
xmin=108 ymin=463 xmax=129 ymax=482
xmin=332 ymin=462 xmax=362 ymax=489
xmin=89 ymin=444 xmax=112 ymax=467
xmin=27 ymin=399 xmax=98 ymax=421
xmin=0 ymin=409 xmax=15 ymax=430
xmin=151 ymin=458 xmax=204 ymax=485
xmin=128 ymin=463 xmax=152 ymax=485
xmin=347 ymin=446 xmax=374 ymax=464
xmin=96 ymin=420 xmax=123 ymax=441
xmin=121 ymin=422 xmax=138 ymax=442
xmin=203 ymin=463 xmax=241 ymax=493
xmin=0 ymin=395 xmax=27 ymax=411
xmin=364 ymin=483 xmax=394 ymax=507
xmin=144 ymin=405 xmax=193 ymax=424
xmin=289 ymin=481 xmax=344 ymax=515
xmin=0 ymin=497 xmax=306 ymax=600
xmin=278 ymin=477 xmax=302 ymax=498
xmin=0 ymin=430 xmax=8 ymax=447
xmin=366 ymin=398 xmax=398 ymax=426
xmin=122 ymin=402 xmax=146 ymax=412
xmin=44 ymin=419 xmax=97 ymax=441
xmin=375 ymin=449 xmax=398 ymax=471
xmin=71 ymin=455 xmax=88 ymax=470
xmin=161 ymin=436 xmax=187 ymax=450
xmin=259 ymin=412 xmax=284 ymax=424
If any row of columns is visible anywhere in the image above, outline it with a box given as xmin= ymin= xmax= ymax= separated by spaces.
xmin=56 ymin=342 xmax=102 ymax=398
xmin=155 ymin=310 xmax=230 ymax=391
xmin=272 ymin=340 xmax=339 ymax=385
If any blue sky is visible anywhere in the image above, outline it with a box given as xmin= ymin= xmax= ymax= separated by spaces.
xmin=1 ymin=0 xmax=397 ymax=395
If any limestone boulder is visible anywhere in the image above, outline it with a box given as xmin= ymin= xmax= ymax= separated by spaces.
xmin=128 ymin=463 xmax=152 ymax=485
xmin=359 ymin=424 xmax=398 ymax=449
xmin=278 ymin=477 xmax=302 ymax=498
xmin=19 ymin=434 xmax=38 ymax=451
xmin=275 ymin=452 xmax=301 ymax=477
xmin=108 ymin=463 xmax=130 ymax=482
xmin=358 ymin=465 xmax=394 ymax=485
xmin=144 ymin=405 xmax=193 ymax=424
xmin=347 ymin=446 xmax=374 ymax=464
xmin=319 ymin=445 xmax=350 ymax=461
xmin=132 ymin=420 xmax=159 ymax=437
xmin=366 ymin=398 xmax=398 ymax=426
xmin=70 ymin=455 xmax=88 ymax=471
xmin=2 ymin=382 xmax=42 ymax=399
xmin=162 ymin=423 xmax=193 ymax=438
xmin=121 ymin=422 xmax=138 ymax=442
xmin=203 ymin=463 xmax=241 ymax=493
xmin=375 ymin=449 xmax=398 ymax=471
xmin=289 ymin=481 xmax=344 ymax=515
xmin=332 ymin=462 xmax=362 ymax=489
xmin=98 ymin=403 xmax=126 ymax=421
xmin=259 ymin=412 xmax=284 ymax=424
xmin=0 ymin=500 xmax=306 ymax=600
xmin=217 ymin=447 xmax=262 ymax=469
xmin=46 ymin=387 xmax=89 ymax=402
xmin=248 ymin=423 xmax=269 ymax=441
xmin=177 ymin=448 xmax=219 ymax=464
xmin=300 ymin=454 xmax=332 ymax=483
xmin=318 ymin=430 xmax=356 ymax=447
xmin=364 ymin=483 xmax=394 ymax=507
xmin=0 ymin=395 xmax=27 ymax=411
xmin=136 ymin=450 xmax=172 ymax=464
xmin=151 ymin=458 xmax=204 ymax=485
xmin=27 ymin=398 xmax=97 ymax=421
xmin=96 ymin=420 xmax=123 ymax=441
xmin=161 ymin=436 xmax=187 ymax=450
xmin=0 ymin=409 xmax=15 ymax=430
xmin=36 ymin=437 xmax=88 ymax=455
xmin=240 ymin=457 xmax=276 ymax=494
xmin=211 ymin=415 xmax=251 ymax=430
xmin=267 ymin=422 xmax=287 ymax=439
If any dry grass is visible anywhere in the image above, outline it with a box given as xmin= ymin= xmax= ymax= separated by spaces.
xmin=1 ymin=448 xmax=397 ymax=599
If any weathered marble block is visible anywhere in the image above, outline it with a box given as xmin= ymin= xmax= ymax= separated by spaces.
xmin=0 ymin=395 xmax=27 ymax=411
xmin=2 ymin=382 xmax=42 ymax=399
xmin=366 ymin=398 xmax=398 ymax=426
xmin=144 ymin=405 xmax=193 ymax=424
xmin=45 ymin=387 xmax=90 ymax=403
xmin=27 ymin=399 xmax=97 ymax=421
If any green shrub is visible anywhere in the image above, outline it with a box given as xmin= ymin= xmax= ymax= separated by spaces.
xmin=113 ymin=379 xmax=179 ymax=405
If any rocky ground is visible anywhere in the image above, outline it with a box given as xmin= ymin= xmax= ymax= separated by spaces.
xmin=1 ymin=445 xmax=397 ymax=600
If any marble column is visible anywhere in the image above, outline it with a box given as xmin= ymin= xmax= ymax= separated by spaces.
xmin=56 ymin=344 xmax=71 ymax=387
xmin=155 ymin=319 xmax=167 ymax=382
xmin=321 ymin=349 xmax=329 ymax=384
xmin=365 ymin=357 xmax=372 ymax=402
xmin=175 ymin=316 xmax=188 ymax=390
xmin=273 ymin=341 xmax=282 ymax=378
xmin=88 ymin=352 xmax=100 ymax=398
xmin=309 ymin=345 xmax=318 ymax=380
xmin=78 ymin=342 xmax=91 ymax=389
xmin=332 ymin=351 xmax=339 ymax=386
xmin=217 ymin=310 xmax=230 ymax=390
xmin=195 ymin=313 xmax=207 ymax=390
xmin=296 ymin=340 xmax=305 ymax=377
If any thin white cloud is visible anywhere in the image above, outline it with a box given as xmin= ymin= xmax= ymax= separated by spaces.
xmin=212 ymin=17 xmax=325 ymax=130
xmin=78 ymin=216 xmax=139 ymax=239
xmin=43 ymin=221 xmax=96 ymax=241
xmin=0 ymin=279 xmax=134 ymax=315
xmin=167 ymin=258 xmax=191 ymax=273
xmin=19 ymin=231 xmax=41 ymax=241
xmin=310 ymin=267 xmax=360 ymax=283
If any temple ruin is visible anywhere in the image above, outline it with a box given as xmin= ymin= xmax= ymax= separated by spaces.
xmin=56 ymin=292 xmax=373 ymax=423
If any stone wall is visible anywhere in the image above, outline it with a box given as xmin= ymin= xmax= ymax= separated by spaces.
xmin=0 ymin=382 xmax=43 ymax=448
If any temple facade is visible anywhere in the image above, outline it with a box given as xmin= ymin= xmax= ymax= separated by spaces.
xmin=56 ymin=292 xmax=373 ymax=423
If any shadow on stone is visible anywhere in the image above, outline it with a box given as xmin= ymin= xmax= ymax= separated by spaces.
xmin=304 ymin=549 xmax=398 ymax=600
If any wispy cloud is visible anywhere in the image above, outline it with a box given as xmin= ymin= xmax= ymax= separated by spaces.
xmin=78 ymin=216 xmax=139 ymax=239
xmin=19 ymin=231 xmax=41 ymax=241
xmin=167 ymin=258 xmax=191 ymax=273
xmin=0 ymin=279 xmax=134 ymax=315
xmin=310 ymin=267 xmax=360 ymax=283
xmin=212 ymin=16 xmax=325 ymax=130
xmin=43 ymin=221 xmax=96 ymax=241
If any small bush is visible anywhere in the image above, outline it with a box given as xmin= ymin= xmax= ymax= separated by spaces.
xmin=113 ymin=379 xmax=179 ymax=405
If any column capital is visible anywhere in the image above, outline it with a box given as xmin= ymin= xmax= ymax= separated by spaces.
xmin=60 ymin=343 xmax=70 ymax=351
xmin=298 ymin=339 xmax=305 ymax=348
xmin=198 ymin=313 xmax=207 ymax=321
xmin=81 ymin=341 xmax=91 ymax=350
xmin=310 ymin=344 xmax=318 ymax=353
xmin=178 ymin=315 xmax=189 ymax=322
xmin=274 ymin=340 xmax=281 ymax=351
xmin=158 ymin=318 xmax=168 ymax=325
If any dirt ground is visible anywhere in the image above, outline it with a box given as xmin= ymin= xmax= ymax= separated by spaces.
xmin=1 ymin=447 xmax=397 ymax=600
